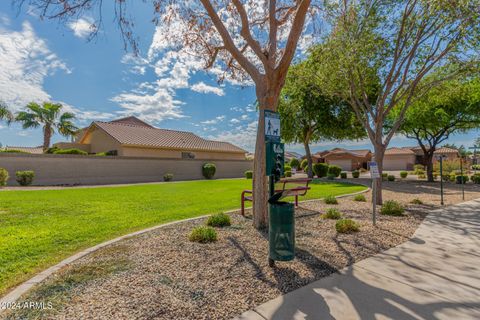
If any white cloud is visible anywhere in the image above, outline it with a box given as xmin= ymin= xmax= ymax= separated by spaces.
xmin=230 ymin=118 xmax=240 ymax=124
xmin=0 ymin=21 xmax=70 ymax=111
xmin=191 ymin=82 xmax=225 ymax=96
xmin=68 ymin=18 xmax=95 ymax=39
xmin=201 ymin=115 xmax=226 ymax=125
xmin=0 ymin=13 xmax=10 ymax=26
xmin=208 ymin=120 xmax=258 ymax=152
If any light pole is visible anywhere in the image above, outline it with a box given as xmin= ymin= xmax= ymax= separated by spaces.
xmin=460 ymin=156 xmax=465 ymax=201
xmin=436 ymin=155 xmax=446 ymax=206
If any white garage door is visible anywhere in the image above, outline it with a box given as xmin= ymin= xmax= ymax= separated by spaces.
xmin=383 ymin=159 xmax=408 ymax=171
xmin=329 ymin=160 xmax=352 ymax=171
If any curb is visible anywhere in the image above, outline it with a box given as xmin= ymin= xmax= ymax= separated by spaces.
xmin=0 ymin=187 xmax=369 ymax=311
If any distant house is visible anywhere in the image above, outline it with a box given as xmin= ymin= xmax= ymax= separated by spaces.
xmin=4 ymin=146 xmax=43 ymax=154
xmin=54 ymin=116 xmax=247 ymax=160
xmin=307 ymin=148 xmax=372 ymax=171
xmin=383 ymin=146 xmax=459 ymax=170
xmin=285 ymin=151 xmax=303 ymax=162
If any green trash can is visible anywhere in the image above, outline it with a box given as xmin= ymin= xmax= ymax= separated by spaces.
xmin=268 ymin=199 xmax=295 ymax=266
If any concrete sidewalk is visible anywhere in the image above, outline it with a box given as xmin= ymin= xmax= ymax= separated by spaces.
xmin=237 ymin=199 xmax=480 ymax=320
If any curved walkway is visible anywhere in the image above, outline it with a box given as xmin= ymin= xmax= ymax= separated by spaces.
xmin=237 ymin=198 xmax=480 ymax=320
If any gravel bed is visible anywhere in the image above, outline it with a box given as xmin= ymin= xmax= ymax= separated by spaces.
xmin=4 ymin=181 xmax=480 ymax=320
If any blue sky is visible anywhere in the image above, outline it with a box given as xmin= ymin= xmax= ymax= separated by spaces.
xmin=0 ymin=2 xmax=478 ymax=154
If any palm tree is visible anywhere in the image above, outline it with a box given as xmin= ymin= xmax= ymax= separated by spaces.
xmin=16 ymin=102 xmax=78 ymax=151
xmin=0 ymin=103 xmax=14 ymax=124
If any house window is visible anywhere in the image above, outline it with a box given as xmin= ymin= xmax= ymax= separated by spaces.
xmin=182 ymin=152 xmax=195 ymax=159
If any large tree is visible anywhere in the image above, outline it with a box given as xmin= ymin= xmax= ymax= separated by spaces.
xmin=16 ymin=102 xmax=78 ymax=151
xmin=311 ymin=0 xmax=480 ymax=204
xmin=279 ymin=58 xmax=366 ymax=178
xmin=391 ymin=77 xmax=480 ymax=182
xmin=0 ymin=103 xmax=13 ymax=124
xmin=18 ymin=0 xmax=320 ymax=228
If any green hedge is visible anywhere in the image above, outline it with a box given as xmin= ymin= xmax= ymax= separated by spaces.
xmin=313 ymin=163 xmax=329 ymax=178
xmin=53 ymin=148 xmax=88 ymax=155
xmin=202 ymin=163 xmax=216 ymax=179
xmin=328 ymin=165 xmax=342 ymax=178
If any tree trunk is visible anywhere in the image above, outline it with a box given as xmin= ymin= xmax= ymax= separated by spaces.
xmin=43 ymin=125 xmax=52 ymax=152
xmin=425 ymin=151 xmax=435 ymax=182
xmin=372 ymin=144 xmax=385 ymax=205
xmin=304 ymin=141 xmax=314 ymax=178
xmin=252 ymin=109 xmax=268 ymax=229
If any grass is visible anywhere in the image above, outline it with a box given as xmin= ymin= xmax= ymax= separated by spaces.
xmin=0 ymin=179 xmax=365 ymax=295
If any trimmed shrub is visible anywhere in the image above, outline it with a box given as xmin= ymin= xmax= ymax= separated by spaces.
xmin=340 ymin=172 xmax=347 ymax=179
xmin=45 ymin=146 xmax=59 ymax=154
xmin=163 ymin=173 xmax=174 ymax=182
xmin=206 ymin=213 xmax=231 ymax=227
xmin=53 ymin=148 xmax=88 ymax=155
xmin=188 ymin=226 xmax=217 ymax=243
xmin=415 ymin=169 xmax=425 ymax=176
xmin=387 ymin=175 xmax=395 ymax=182
xmin=354 ymin=194 xmax=366 ymax=202
xmin=449 ymin=174 xmax=456 ymax=182
xmin=245 ymin=170 xmax=253 ymax=179
xmin=202 ymin=163 xmax=216 ymax=179
xmin=322 ymin=208 xmax=342 ymax=220
xmin=16 ymin=171 xmax=35 ymax=186
xmin=324 ymin=195 xmax=338 ymax=205
xmin=380 ymin=200 xmax=405 ymax=216
xmin=381 ymin=173 xmax=388 ymax=181
xmin=300 ymin=159 xmax=308 ymax=170
xmin=285 ymin=170 xmax=292 ymax=177
xmin=327 ymin=173 xmax=336 ymax=180
xmin=313 ymin=163 xmax=329 ymax=178
xmin=400 ymin=171 xmax=408 ymax=179
xmin=284 ymin=164 xmax=292 ymax=172
xmin=0 ymin=168 xmax=9 ymax=186
xmin=290 ymin=158 xmax=300 ymax=169
xmin=352 ymin=170 xmax=360 ymax=178
xmin=335 ymin=219 xmax=360 ymax=233
xmin=456 ymin=175 xmax=468 ymax=184
xmin=414 ymin=164 xmax=424 ymax=173
xmin=471 ymin=174 xmax=480 ymax=184
xmin=328 ymin=165 xmax=342 ymax=177
xmin=410 ymin=198 xmax=423 ymax=205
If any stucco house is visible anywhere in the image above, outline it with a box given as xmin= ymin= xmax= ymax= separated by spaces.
xmin=322 ymin=148 xmax=372 ymax=171
xmin=383 ymin=146 xmax=459 ymax=170
xmin=54 ymin=116 xmax=247 ymax=160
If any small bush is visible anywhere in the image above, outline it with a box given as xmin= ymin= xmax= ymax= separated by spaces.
xmin=456 ymin=175 xmax=468 ymax=184
xmin=206 ymin=213 xmax=231 ymax=227
xmin=322 ymin=208 xmax=342 ymax=220
xmin=381 ymin=173 xmax=388 ymax=181
xmin=410 ymin=198 xmax=423 ymax=205
xmin=380 ymin=200 xmax=405 ymax=216
xmin=354 ymin=194 xmax=366 ymax=202
xmin=245 ymin=170 xmax=253 ymax=179
xmin=340 ymin=172 xmax=347 ymax=179
xmin=328 ymin=165 xmax=342 ymax=177
xmin=189 ymin=226 xmax=217 ymax=243
xmin=335 ymin=219 xmax=360 ymax=233
xmin=324 ymin=195 xmax=338 ymax=205
xmin=202 ymin=163 xmax=216 ymax=179
xmin=300 ymin=159 xmax=308 ymax=170
xmin=53 ymin=148 xmax=88 ymax=155
xmin=290 ymin=158 xmax=300 ymax=169
xmin=284 ymin=164 xmax=292 ymax=172
xmin=414 ymin=164 xmax=424 ymax=173
xmin=352 ymin=170 xmax=360 ymax=178
xmin=163 ymin=173 xmax=174 ymax=182
xmin=327 ymin=173 xmax=336 ymax=180
xmin=313 ymin=163 xmax=329 ymax=178
xmin=471 ymin=174 xmax=480 ymax=184
xmin=418 ymin=174 xmax=426 ymax=179
xmin=285 ymin=170 xmax=292 ymax=177
xmin=360 ymin=168 xmax=368 ymax=173
xmin=415 ymin=169 xmax=425 ymax=176
xmin=16 ymin=171 xmax=35 ymax=186
xmin=0 ymin=168 xmax=9 ymax=186
xmin=449 ymin=174 xmax=456 ymax=182
xmin=400 ymin=171 xmax=408 ymax=179
xmin=387 ymin=175 xmax=395 ymax=182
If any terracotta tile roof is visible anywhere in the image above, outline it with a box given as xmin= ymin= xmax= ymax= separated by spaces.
xmin=434 ymin=147 xmax=459 ymax=155
xmin=5 ymin=146 xmax=43 ymax=154
xmin=385 ymin=147 xmax=415 ymax=155
xmin=110 ymin=116 xmax=154 ymax=128
xmin=88 ymin=121 xmax=246 ymax=154
xmin=324 ymin=148 xmax=371 ymax=158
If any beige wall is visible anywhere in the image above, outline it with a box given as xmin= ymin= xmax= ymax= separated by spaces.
xmin=383 ymin=154 xmax=415 ymax=171
xmin=82 ymin=128 xmax=122 ymax=154
xmin=53 ymin=142 xmax=91 ymax=153
xmin=0 ymin=153 xmax=253 ymax=186
xmin=121 ymin=146 xmax=245 ymax=160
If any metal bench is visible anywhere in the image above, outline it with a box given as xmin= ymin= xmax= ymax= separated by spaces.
xmin=240 ymin=178 xmax=312 ymax=216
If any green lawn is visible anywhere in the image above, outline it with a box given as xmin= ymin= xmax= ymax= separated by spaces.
xmin=0 ymin=179 xmax=366 ymax=295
